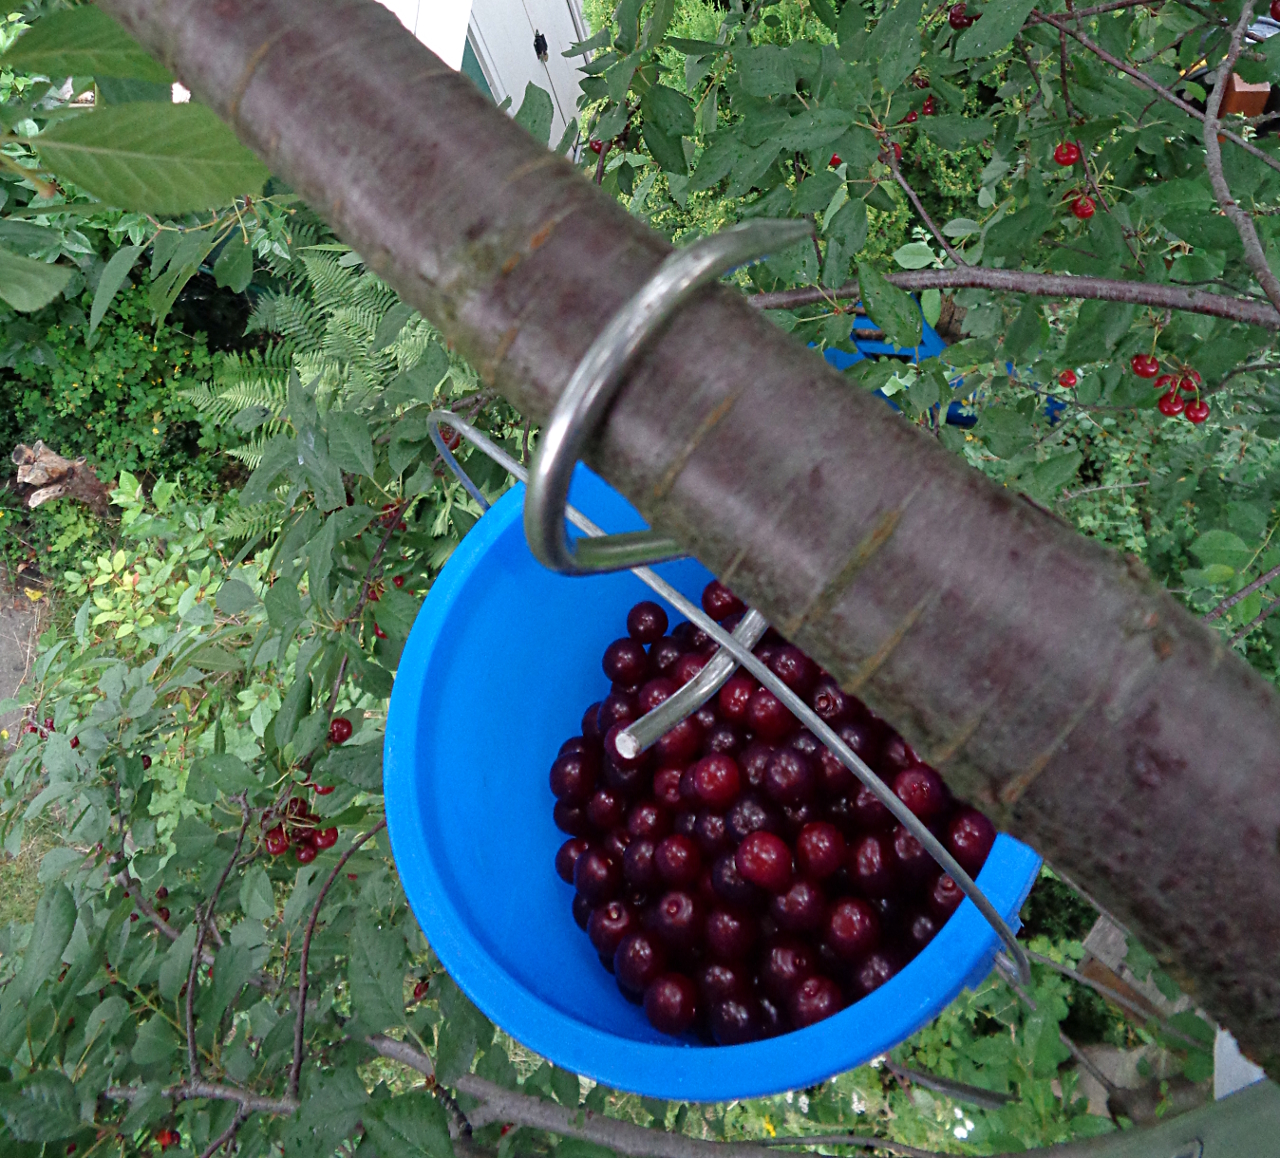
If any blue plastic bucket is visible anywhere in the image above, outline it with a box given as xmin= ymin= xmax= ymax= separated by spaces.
xmin=384 ymin=467 xmax=1041 ymax=1101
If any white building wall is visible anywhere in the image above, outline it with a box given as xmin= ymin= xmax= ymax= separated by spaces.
xmin=373 ymin=0 xmax=472 ymax=70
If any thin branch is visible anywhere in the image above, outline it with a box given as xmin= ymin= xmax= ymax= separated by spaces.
xmin=1033 ymin=10 xmax=1280 ymax=180
xmin=186 ymin=799 xmax=251 ymax=1079
xmin=1069 ymin=0 xmax=1166 ymax=17
xmin=288 ymin=818 xmax=388 ymax=1098
xmin=1229 ymin=593 xmax=1280 ymax=645
xmin=1059 ymin=1030 xmax=1119 ymax=1096
xmin=1201 ymin=2 xmax=1280 ymax=315
xmin=1015 ymin=34 xmax=1046 ymax=110
xmin=198 ymin=1110 xmax=247 ymax=1158
xmin=1204 ymin=562 xmax=1280 ymax=621
xmin=1058 ymin=479 xmax=1148 ymax=502
xmin=104 ymin=1080 xmax=298 ymax=1116
xmin=1059 ymin=29 xmax=1077 ymax=121
xmin=749 ymin=268 xmax=1280 ymax=328
xmin=881 ymin=1059 xmax=1015 ymax=1110
xmin=887 ymin=157 xmax=968 ymax=266
xmin=594 ymin=141 xmax=611 ymax=185
xmin=365 ymin=1031 xmax=435 ymax=1079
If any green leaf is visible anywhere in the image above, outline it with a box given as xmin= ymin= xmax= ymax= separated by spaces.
xmin=514 ymin=82 xmax=554 ymax=146
xmin=264 ymin=580 xmax=304 ymax=630
xmin=550 ymin=1065 xmax=581 ymax=1107
xmin=979 ymin=407 xmax=1034 ymax=458
xmin=827 ymin=198 xmax=867 ymax=252
xmin=88 ymin=243 xmax=143 ymax=340
xmin=213 ymin=231 xmax=253 ymax=292
xmin=1 ymin=6 xmax=173 ymax=82
xmin=1190 ymin=529 xmax=1253 ymax=572
xmin=0 ymin=246 xmax=73 ymax=312
xmin=208 ymin=944 xmax=254 ymax=1024
xmin=11 ymin=884 xmax=75 ymax=1002
xmin=84 ymin=994 xmax=130 ymax=1044
xmin=867 ymin=0 xmax=923 ymax=94
xmin=373 ymin=302 xmax=415 ymax=351
xmin=327 ymin=411 xmax=375 ymax=477
xmin=919 ymin=114 xmax=994 ymax=150
xmin=316 ymin=741 xmax=383 ymax=791
xmin=892 ymin=241 xmax=935 ymax=269
xmin=364 ymin=1092 xmax=455 ymax=1158
xmin=195 ymin=753 xmax=261 ymax=796
xmin=555 ymin=1142 xmax=616 ymax=1158
xmin=348 ymin=914 xmax=406 ymax=1032
xmin=285 ymin=1069 xmax=367 ymax=1158
xmin=435 ymin=974 xmax=494 ymax=1084
xmin=921 ymin=288 xmax=941 ymax=327
xmin=239 ymin=865 xmax=276 ymax=921
xmin=273 ymin=674 xmax=311 ymax=748
xmin=857 ymin=262 xmax=921 ymax=349
xmin=132 ymin=1014 xmax=181 ymax=1065
xmin=215 ymin=578 xmax=259 ymax=615
xmin=1023 ymin=451 xmax=1082 ymax=504
xmin=36 ymin=104 xmax=268 ymax=214
xmin=158 ymin=924 xmax=197 ymax=1001
xmin=0 ymin=1070 xmax=79 ymax=1141
xmin=954 ymin=0 xmax=1039 ymax=59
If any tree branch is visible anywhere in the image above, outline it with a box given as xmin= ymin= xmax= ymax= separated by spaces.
xmin=104 ymin=1080 xmax=298 ymax=1116
xmin=1200 ymin=2 xmax=1280 ymax=314
xmin=881 ymin=1059 xmax=1015 ymax=1110
xmin=887 ymin=156 xmax=967 ymax=266
xmin=198 ymin=1110 xmax=247 ymax=1158
xmin=1229 ymin=593 xmax=1280 ymax=645
xmin=749 ymin=267 xmax=1280 ymax=327
xmin=1204 ymin=563 xmax=1280 ymax=621
xmin=288 ymin=818 xmax=387 ymax=1098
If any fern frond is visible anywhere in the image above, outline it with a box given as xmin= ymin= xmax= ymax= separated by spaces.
xmin=215 ymin=502 xmax=284 ymax=542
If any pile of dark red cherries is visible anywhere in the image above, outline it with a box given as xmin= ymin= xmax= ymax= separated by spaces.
xmin=551 ymin=581 xmax=997 ymax=1045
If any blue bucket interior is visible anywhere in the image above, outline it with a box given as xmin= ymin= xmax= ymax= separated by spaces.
xmin=384 ymin=467 xmax=1042 ymax=1101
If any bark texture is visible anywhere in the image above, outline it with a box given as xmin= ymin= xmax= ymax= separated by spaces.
xmin=98 ymin=0 xmax=1280 ymax=1069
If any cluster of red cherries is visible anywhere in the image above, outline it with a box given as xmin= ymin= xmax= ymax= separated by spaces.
xmin=551 ymin=581 xmax=996 ymax=1044
xmin=262 ymin=716 xmax=348 ymax=861
xmin=1131 ymin=354 xmax=1210 ymax=423
xmin=1052 ymin=141 xmax=1097 ymax=221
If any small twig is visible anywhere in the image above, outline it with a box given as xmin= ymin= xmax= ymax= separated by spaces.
xmin=1059 ymin=28 xmax=1077 ymax=121
xmin=1229 ymin=592 xmax=1280 ymax=645
xmin=363 ymin=1033 xmax=473 ymax=1136
xmin=1204 ymin=562 xmax=1280 ymax=621
xmin=186 ymin=800 xmax=251 ymax=1078
xmin=288 ymin=818 xmax=388 ymax=1099
xmin=882 ymin=1059 xmax=1015 ymax=1110
xmin=198 ymin=1110 xmax=247 ymax=1158
xmin=888 ymin=157 xmax=968 ymax=266
xmin=1058 ymin=479 xmax=1148 ymax=502
xmin=1201 ymin=2 xmax=1280 ymax=316
xmin=521 ymin=418 xmax=531 ymax=465
xmin=1016 ymin=34 xmax=1046 ymax=111
xmin=1059 ymin=1029 xmax=1118 ymax=1095
xmin=104 ymin=1080 xmax=298 ymax=1116
xmin=594 ymin=141 xmax=612 ymax=185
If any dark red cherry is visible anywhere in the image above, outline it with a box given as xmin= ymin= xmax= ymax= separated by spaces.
xmin=826 ymin=897 xmax=881 ymax=961
xmin=637 ymin=678 xmax=676 ymax=713
xmin=817 ymin=747 xmax=857 ymax=798
xmin=891 ymin=823 xmax=935 ymax=885
xmin=597 ymin=692 xmax=639 ymax=734
xmin=623 ymin=838 xmax=660 ymax=891
xmin=824 ymin=795 xmax=858 ymax=835
xmin=928 ymin=872 xmax=964 ymax=920
xmin=788 ymin=730 xmax=821 ymax=758
xmin=673 ymin=620 xmax=714 ymax=653
xmin=711 ymin=997 xmax=763 ymax=1044
xmin=764 ymin=748 xmax=818 ymax=807
xmin=615 ymin=931 xmax=667 ymax=995
xmin=849 ymin=833 xmax=896 ymax=897
xmin=672 ymin=652 xmax=709 ymax=686
xmin=705 ymin=907 xmax=758 ymax=961
xmin=893 ymin=765 xmax=948 ymax=822
xmin=698 ymin=960 xmax=751 ymax=1006
xmin=655 ymin=834 xmax=702 ymax=889
xmin=574 ymin=849 xmax=621 ymax=905
xmin=603 ymin=637 xmax=649 ymax=685
xmin=790 ymin=975 xmax=843 ymax=1028
xmin=588 ymin=900 xmax=637 ymax=957
xmin=644 ymin=972 xmax=699 ymax=1036
xmin=853 ymin=783 xmax=894 ymax=830
xmin=587 ymin=788 xmax=626 ymax=830
xmin=693 ymin=810 xmax=731 ymax=857
xmin=693 ymin=704 xmax=718 ymax=730
xmin=796 ymin=822 xmax=846 ymax=879
xmin=603 ymin=825 xmax=632 ymax=863
xmin=653 ymin=767 xmax=684 ymax=809
xmin=141 ymin=755 xmax=152 ymax=770
xmin=770 ymin=879 xmax=826 ymax=933
xmin=573 ymin=893 xmax=592 ymax=929
xmin=759 ymin=937 xmax=816 ymax=1003
xmin=854 ymin=950 xmax=900 ymax=997
xmin=717 ymin=674 xmax=756 ymax=723
xmin=726 ymin=794 xmax=781 ymax=843
xmin=746 ymin=688 xmax=797 ymax=741
xmin=672 ymin=809 xmax=697 ymax=838
xmin=649 ymin=636 xmax=685 ymax=677
xmin=627 ymin=800 xmax=671 ymax=840
xmin=702 ymin=721 xmax=744 ymax=757
xmin=768 ymin=645 xmax=818 ymax=695
xmin=653 ymin=717 xmax=702 ymax=764
xmin=711 ymin=852 xmax=763 ymax=907
xmin=559 ymin=735 xmax=593 ymax=758
xmin=603 ymin=757 xmax=650 ymax=798
xmin=550 ymin=750 xmax=599 ymax=805
xmin=650 ymin=890 xmax=704 ymax=951
xmin=810 ymin=679 xmax=853 ymax=726
xmin=329 ymin=717 xmax=354 ymax=744
xmin=736 ymin=831 xmax=793 ymax=893
xmin=702 ymin=580 xmax=745 ymax=620
xmin=780 ymin=801 xmax=819 ymax=840
xmin=739 ymin=741 xmax=775 ymax=789
xmin=582 ymin=702 xmax=603 ymax=741
xmin=695 ymin=865 xmax=719 ymax=907
xmin=758 ymin=995 xmax=787 ymax=1037
xmin=879 ymin=734 xmax=918 ymax=776
xmin=553 ymin=801 xmax=592 ymax=836
xmin=947 ymin=809 xmax=996 ymax=876
xmin=691 ymin=753 xmax=741 ymax=809
xmin=556 ymin=837 xmax=591 ymax=884
xmin=906 ymin=911 xmax=939 ymax=952
xmin=627 ymin=601 xmax=669 ymax=643
xmin=838 ymin=720 xmax=884 ymax=767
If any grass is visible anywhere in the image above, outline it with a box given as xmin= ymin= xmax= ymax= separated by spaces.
xmin=0 ymin=816 xmax=60 ymax=934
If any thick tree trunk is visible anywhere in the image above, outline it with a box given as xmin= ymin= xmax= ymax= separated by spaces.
xmin=99 ymin=0 xmax=1280 ymax=1070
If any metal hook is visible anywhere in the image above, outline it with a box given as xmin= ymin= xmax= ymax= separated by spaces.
xmin=523 ymin=218 xmax=815 ymax=575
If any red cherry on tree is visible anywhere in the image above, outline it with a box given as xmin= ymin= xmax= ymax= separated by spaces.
xmin=1179 ymin=370 xmax=1202 ymax=394
xmin=922 ymin=95 xmax=936 ymax=115
xmin=313 ymin=783 xmax=335 ymax=795
xmin=295 ymin=843 xmax=317 ymax=864
xmin=373 ymin=624 xmax=387 ymax=640
xmin=392 ymin=575 xmax=405 ymax=587
xmin=1273 ymin=0 xmax=1280 ymax=18
xmin=329 ymin=717 xmax=353 ymax=743
xmin=315 ymin=827 xmax=339 ymax=849
xmin=1058 ymin=369 xmax=1077 ymax=388
xmin=892 ymin=142 xmax=903 ymax=161
xmin=413 ymin=979 xmax=430 ymax=1001
xmin=70 ymin=736 xmax=79 ymax=749
xmin=1157 ymin=391 xmax=1185 ymax=417
xmin=589 ymin=138 xmax=604 ymax=154
xmin=141 ymin=755 xmax=151 ymax=770
xmin=829 ymin=152 xmax=842 ymax=167
xmin=1185 ymin=399 xmax=1210 ymax=424
xmin=1130 ymin=353 xmax=1160 ymax=378
xmin=1153 ymin=373 xmax=1175 ymax=392
xmin=1053 ymin=141 xmax=1081 ymax=166
xmin=1071 ymin=195 xmax=1095 ymax=220
xmin=948 ymin=2 xmax=974 ymax=27
xmin=902 ymin=109 xmax=918 ymax=123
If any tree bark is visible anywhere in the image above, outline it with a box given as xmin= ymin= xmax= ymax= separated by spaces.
xmin=98 ymin=0 xmax=1280 ymax=1071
